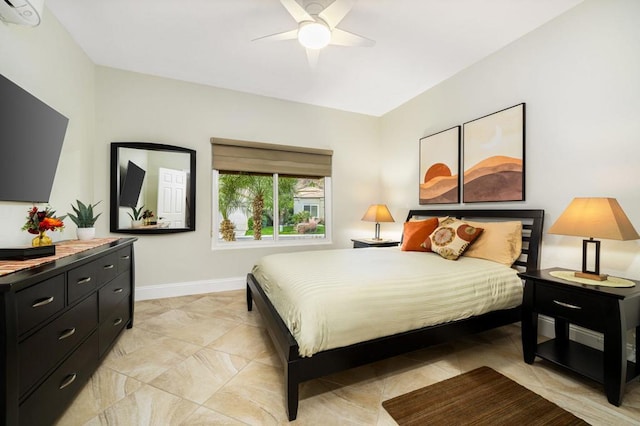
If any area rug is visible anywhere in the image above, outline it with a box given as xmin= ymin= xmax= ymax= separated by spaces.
xmin=382 ymin=366 xmax=589 ymax=425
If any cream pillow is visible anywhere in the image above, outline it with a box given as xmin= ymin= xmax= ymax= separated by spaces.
xmin=463 ymin=220 xmax=523 ymax=265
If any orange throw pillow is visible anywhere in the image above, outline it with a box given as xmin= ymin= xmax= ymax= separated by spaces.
xmin=401 ymin=217 xmax=439 ymax=252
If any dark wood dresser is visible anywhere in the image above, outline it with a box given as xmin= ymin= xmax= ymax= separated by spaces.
xmin=0 ymin=237 xmax=136 ymax=425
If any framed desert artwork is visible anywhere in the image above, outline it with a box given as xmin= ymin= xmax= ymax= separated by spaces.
xmin=419 ymin=126 xmax=460 ymax=204
xmin=462 ymin=103 xmax=525 ymax=203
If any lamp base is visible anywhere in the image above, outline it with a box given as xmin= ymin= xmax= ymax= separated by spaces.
xmin=575 ymin=271 xmax=608 ymax=281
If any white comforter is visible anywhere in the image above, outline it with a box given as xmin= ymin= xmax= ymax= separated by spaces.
xmin=251 ymin=247 xmax=523 ymax=357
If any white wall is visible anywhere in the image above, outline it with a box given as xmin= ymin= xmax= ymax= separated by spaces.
xmin=380 ymin=0 xmax=640 ymax=279
xmin=0 ymin=8 xmax=95 ymax=245
xmin=94 ymin=67 xmax=380 ymax=289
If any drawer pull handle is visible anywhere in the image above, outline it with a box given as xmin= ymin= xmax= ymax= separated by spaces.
xmin=103 ymin=264 xmax=115 ymax=270
xmin=58 ymin=328 xmax=76 ymax=340
xmin=121 ymin=255 xmax=130 ymax=260
xmin=77 ymin=277 xmax=92 ymax=285
xmin=32 ymin=296 xmax=54 ymax=308
xmin=113 ymin=288 xmax=124 ymax=294
xmin=553 ymin=300 xmax=582 ymax=310
xmin=59 ymin=373 xmax=77 ymax=390
xmin=113 ymin=318 xmax=123 ymax=326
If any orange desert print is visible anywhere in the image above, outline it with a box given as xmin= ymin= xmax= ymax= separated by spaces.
xmin=463 ymin=155 xmax=522 ymax=202
xmin=420 ymin=162 xmax=459 ymax=204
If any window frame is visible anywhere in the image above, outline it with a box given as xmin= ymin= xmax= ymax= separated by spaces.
xmin=212 ymin=170 xmax=332 ymax=250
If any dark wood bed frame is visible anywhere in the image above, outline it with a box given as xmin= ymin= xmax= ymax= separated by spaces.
xmin=246 ymin=208 xmax=545 ymax=421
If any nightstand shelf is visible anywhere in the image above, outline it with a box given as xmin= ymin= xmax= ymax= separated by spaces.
xmin=520 ymin=268 xmax=640 ymax=407
xmin=351 ymin=239 xmax=400 ymax=249
xmin=536 ymin=340 xmax=639 ymax=385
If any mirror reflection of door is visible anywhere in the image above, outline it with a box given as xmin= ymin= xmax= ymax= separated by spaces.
xmin=157 ymin=167 xmax=187 ymax=228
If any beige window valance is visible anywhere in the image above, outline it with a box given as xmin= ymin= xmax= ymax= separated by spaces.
xmin=211 ymin=138 xmax=333 ymax=177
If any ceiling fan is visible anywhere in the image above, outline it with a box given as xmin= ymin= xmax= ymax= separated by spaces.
xmin=254 ymin=0 xmax=375 ymax=67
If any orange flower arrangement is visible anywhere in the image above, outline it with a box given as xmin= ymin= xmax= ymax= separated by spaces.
xmin=22 ymin=206 xmax=66 ymax=235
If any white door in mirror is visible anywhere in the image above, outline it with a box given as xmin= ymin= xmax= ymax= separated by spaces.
xmin=157 ymin=167 xmax=187 ymax=228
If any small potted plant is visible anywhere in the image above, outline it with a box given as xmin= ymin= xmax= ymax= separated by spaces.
xmin=68 ymin=200 xmax=101 ymax=240
xmin=128 ymin=205 xmax=144 ymax=228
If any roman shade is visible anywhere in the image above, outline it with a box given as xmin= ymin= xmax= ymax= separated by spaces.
xmin=211 ymin=138 xmax=333 ymax=177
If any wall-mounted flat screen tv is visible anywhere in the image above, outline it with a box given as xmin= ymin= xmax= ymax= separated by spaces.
xmin=119 ymin=160 xmax=146 ymax=208
xmin=0 ymin=74 xmax=69 ymax=203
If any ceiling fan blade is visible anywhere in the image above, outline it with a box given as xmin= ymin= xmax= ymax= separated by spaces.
xmin=319 ymin=0 xmax=356 ymax=29
xmin=306 ymin=48 xmax=320 ymax=68
xmin=330 ymin=28 xmax=375 ymax=47
xmin=280 ymin=0 xmax=313 ymax=23
xmin=252 ymin=29 xmax=298 ymax=42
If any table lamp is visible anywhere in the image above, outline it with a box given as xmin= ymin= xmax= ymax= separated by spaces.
xmin=548 ymin=197 xmax=639 ymax=281
xmin=361 ymin=204 xmax=394 ymax=240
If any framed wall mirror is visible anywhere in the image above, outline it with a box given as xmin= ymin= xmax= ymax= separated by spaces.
xmin=110 ymin=142 xmax=196 ymax=234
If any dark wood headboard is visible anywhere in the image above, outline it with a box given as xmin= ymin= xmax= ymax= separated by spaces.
xmin=406 ymin=209 xmax=545 ymax=273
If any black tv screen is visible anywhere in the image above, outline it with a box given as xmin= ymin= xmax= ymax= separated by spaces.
xmin=119 ymin=160 xmax=146 ymax=208
xmin=0 ymin=74 xmax=69 ymax=203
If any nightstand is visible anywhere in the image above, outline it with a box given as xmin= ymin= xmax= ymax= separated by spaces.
xmin=519 ymin=268 xmax=640 ymax=406
xmin=351 ymin=238 xmax=400 ymax=249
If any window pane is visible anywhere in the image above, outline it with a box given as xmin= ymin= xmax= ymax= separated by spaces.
xmin=217 ymin=172 xmax=273 ymax=242
xmin=280 ymin=176 xmax=325 ymax=240
xmin=215 ymin=171 xmax=328 ymax=246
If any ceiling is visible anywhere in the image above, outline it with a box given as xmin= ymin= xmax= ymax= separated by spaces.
xmin=46 ymin=0 xmax=583 ymax=117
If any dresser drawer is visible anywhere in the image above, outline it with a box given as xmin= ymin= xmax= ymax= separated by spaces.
xmin=117 ymin=246 xmax=132 ymax=274
xmin=18 ymin=331 xmax=99 ymax=426
xmin=99 ymin=273 xmax=130 ymax=322
xmin=67 ymin=261 xmax=99 ymax=304
xmin=97 ymin=252 xmax=119 ymax=288
xmin=17 ymin=274 xmax=65 ymax=335
xmin=99 ymin=297 xmax=130 ymax=357
xmin=18 ymin=293 xmax=98 ymax=397
xmin=534 ymin=284 xmax=608 ymax=331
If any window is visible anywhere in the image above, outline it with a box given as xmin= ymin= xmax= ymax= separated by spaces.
xmin=211 ymin=138 xmax=332 ymax=247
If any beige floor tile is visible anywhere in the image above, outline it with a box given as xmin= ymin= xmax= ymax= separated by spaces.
xmin=180 ymin=291 xmax=245 ymax=314
xmin=207 ymin=323 xmax=274 ymax=360
xmin=136 ymin=308 xmax=238 ymax=346
xmin=103 ymin=327 xmax=169 ymax=359
xmin=103 ymin=331 xmax=201 ymax=382
xmin=151 ymin=346 xmax=249 ymax=404
xmin=56 ymin=367 xmax=143 ymax=425
xmin=146 ymin=294 xmax=207 ymax=309
xmin=203 ymin=361 xmax=290 ymax=425
xmin=294 ymin=379 xmax=380 ymax=425
xmin=84 ymin=384 xmax=199 ymax=425
xmin=134 ymin=300 xmax=171 ymax=324
xmin=180 ymin=406 xmax=247 ymax=425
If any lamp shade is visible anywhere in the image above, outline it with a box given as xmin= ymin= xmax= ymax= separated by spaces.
xmin=361 ymin=204 xmax=394 ymax=223
xmin=548 ymin=197 xmax=639 ymax=240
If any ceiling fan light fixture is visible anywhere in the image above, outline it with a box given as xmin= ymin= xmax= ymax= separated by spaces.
xmin=298 ymin=21 xmax=331 ymax=49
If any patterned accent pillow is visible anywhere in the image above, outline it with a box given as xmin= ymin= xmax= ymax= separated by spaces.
xmin=400 ymin=217 xmax=439 ymax=252
xmin=421 ymin=218 xmax=484 ymax=260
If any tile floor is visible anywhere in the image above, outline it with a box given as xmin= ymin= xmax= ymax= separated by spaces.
xmin=56 ymin=290 xmax=640 ymax=425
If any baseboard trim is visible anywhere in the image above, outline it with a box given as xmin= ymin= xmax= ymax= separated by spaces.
xmin=135 ymin=276 xmax=245 ymax=301
xmin=538 ymin=315 xmax=636 ymax=362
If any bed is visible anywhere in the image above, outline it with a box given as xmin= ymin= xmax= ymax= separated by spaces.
xmin=246 ymin=208 xmax=544 ymax=421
